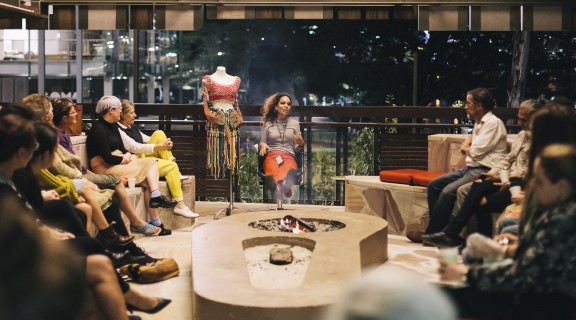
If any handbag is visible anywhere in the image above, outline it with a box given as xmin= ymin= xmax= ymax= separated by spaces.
xmin=119 ymin=258 xmax=180 ymax=284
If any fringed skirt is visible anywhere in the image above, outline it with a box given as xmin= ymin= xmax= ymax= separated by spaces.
xmin=206 ymin=109 xmax=240 ymax=179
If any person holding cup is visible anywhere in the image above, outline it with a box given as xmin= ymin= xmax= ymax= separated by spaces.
xmin=422 ymin=98 xmax=544 ymax=247
xmin=439 ymin=144 xmax=576 ymax=319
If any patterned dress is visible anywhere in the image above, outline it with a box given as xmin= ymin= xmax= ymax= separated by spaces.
xmin=201 ymin=75 xmax=241 ymax=178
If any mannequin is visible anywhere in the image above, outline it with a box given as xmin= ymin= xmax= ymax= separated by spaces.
xmin=202 ymin=66 xmax=243 ymax=178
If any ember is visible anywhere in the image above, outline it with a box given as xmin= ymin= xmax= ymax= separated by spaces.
xmin=249 ymin=216 xmax=345 ymax=233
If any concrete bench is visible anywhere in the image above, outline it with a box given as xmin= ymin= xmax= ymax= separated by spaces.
xmin=345 ymin=176 xmax=429 ymax=236
xmin=71 ymin=134 xmax=196 ymax=231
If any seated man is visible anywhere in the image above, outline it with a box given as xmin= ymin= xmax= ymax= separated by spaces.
xmin=422 ymin=98 xmax=543 ymax=247
xmin=408 ymin=88 xmax=508 ymax=243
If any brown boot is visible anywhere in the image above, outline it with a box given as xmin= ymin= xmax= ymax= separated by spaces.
xmin=97 ymin=224 xmax=134 ymax=248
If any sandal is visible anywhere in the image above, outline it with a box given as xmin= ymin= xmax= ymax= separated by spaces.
xmin=131 ymin=223 xmax=161 ymax=237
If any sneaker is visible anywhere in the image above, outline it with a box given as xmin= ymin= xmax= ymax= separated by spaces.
xmin=174 ymin=205 xmax=199 ymax=218
xmin=149 ymin=195 xmax=177 ymax=208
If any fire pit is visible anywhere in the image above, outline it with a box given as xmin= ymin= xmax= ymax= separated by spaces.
xmin=249 ymin=215 xmax=346 ymax=233
xmin=192 ymin=208 xmax=388 ymax=320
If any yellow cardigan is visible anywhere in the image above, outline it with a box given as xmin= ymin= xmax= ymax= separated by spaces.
xmin=36 ymin=169 xmax=114 ymax=210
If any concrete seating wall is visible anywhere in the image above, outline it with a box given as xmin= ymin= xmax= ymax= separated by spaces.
xmin=71 ymin=135 xmax=196 ymax=232
xmin=345 ymin=133 xmax=518 ymax=236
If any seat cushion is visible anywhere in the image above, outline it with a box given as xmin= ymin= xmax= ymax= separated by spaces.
xmin=378 ymin=169 xmax=424 ymax=185
xmin=412 ymin=171 xmax=445 ymax=187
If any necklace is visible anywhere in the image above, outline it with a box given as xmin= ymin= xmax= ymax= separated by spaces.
xmin=277 ymin=120 xmax=287 ymax=143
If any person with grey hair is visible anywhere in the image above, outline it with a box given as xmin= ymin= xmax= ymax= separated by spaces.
xmin=323 ymin=268 xmax=457 ymax=320
xmin=86 ymin=96 xmax=174 ymax=235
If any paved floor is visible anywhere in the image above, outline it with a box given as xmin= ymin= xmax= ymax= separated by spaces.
xmin=130 ymin=201 xmax=442 ymax=320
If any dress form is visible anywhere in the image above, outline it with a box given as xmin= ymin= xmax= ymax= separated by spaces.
xmin=202 ymin=66 xmax=243 ymax=179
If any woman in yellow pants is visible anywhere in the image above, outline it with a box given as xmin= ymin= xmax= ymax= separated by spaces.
xmin=117 ymin=100 xmax=198 ymax=218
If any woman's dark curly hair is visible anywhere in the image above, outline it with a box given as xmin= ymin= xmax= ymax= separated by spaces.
xmin=260 ymin=92 xmax=292 ymax=123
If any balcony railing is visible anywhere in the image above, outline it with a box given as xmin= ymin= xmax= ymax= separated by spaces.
xmin=79 ymin=103 xmax=519 ymax=204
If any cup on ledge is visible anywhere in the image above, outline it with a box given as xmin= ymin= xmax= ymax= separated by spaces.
xmin=348 ymin=169 xmax=356 ymax=176
xmin=510 ymin=185 xmax=522 ymax=197
xmin=499 ymin=170 xmax=510 ymax=184
xmin=127 ymin=177 xmax=136 ymax=189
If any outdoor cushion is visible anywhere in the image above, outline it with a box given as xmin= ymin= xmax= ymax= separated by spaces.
xmin=378 ymin=169 xmax=424 ymax=185
xmin=412 ymin=171 xmax=445 ymax=187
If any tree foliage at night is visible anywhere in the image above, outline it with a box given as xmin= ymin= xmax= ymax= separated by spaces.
xmin=173 ymin=21 xmax=576 ymax=107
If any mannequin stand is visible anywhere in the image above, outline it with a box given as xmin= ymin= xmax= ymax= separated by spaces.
xmin=214 ymin=170 xmax=247 ymax=219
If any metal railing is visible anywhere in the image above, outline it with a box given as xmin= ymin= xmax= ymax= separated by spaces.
xmin=79 ymin=103 xmax=519 ymax=203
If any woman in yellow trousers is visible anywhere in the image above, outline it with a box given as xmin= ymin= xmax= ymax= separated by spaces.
xmin=117 ymin=100 xmax=198 ymax=218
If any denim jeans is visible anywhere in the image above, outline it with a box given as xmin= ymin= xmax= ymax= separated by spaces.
xmin=425 ymin=167 xmax=488 ymax=234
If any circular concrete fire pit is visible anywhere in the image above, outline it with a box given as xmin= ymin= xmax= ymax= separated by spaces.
xmin=192 ymin=208 xmax=388 ymax=320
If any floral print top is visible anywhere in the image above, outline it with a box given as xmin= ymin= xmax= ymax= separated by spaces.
xmin=467 ymin=197 xmax=576 ymax=298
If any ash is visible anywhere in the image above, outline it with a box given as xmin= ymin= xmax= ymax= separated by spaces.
xmin=249 ymin=218 xmax=345 ymax=233
xmin=245 ymin=244 xmax=312 ymax=289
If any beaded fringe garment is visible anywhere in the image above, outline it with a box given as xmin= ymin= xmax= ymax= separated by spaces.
xmin=206 ymin=111 xmax=239 ymax=179
xmin=202 ymin=75 xmax=242 ymax=179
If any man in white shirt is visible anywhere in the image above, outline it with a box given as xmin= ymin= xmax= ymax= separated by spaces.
xmin=407 ymin=88 xmax=508 ymax=243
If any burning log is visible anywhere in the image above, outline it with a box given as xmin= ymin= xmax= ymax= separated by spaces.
xmin=280 ymin=215 xmax=317 ymax=233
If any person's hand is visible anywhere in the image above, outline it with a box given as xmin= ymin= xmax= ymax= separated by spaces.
xmin=293 ymin=132 xmax=305 ymax=147
xmin=465 ymin=233 xmax=507 ymax=260
xmin=156 ymin=139 xmax=172 ymax=151
xmin=77 ymin=195 xmax=86 ymax=203
xmin=41 ymin=189 xmax=60 ymax=201
xmin=493 ymin=181 xmax=511 ymax=191
xmin=235 ymin=108 xmax=244 ymax=126
xmin=511 ymin=191 xmax=525 ymax=204
xmin=259 ymin=143 xmax=269 ymax=156
xmin=482 ymin=173 xmax=498 ymax=181
xmin=438 ymin=261 xmax=469 ymax=282
xmin=121 ymin=152 xmax=133 ymax=164
xmin=494 ymin=233 xmax=518 ymax=245
xmin=41 ymin=225 xmax=75 ymax=240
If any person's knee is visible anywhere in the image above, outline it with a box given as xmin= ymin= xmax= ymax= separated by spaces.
xmin=86 ymin=255 xmax=115 ymax=282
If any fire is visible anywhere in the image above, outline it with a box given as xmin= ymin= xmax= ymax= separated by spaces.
xmin=280 ymin=215 xmax=316 ymax=233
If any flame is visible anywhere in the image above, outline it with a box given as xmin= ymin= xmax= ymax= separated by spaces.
xmin=292 ymin=221 xmax=301 ymax=234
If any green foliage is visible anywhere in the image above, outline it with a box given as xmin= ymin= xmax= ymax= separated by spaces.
xmin=309 ymin=149 xmax=337 ymax=203
xmin=238 ymin=149 xmax=263 ymax=203
xmin=349 ymin=127 xmax=375 ymax=176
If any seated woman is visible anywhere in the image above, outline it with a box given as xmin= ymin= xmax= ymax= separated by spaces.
xmin=259 ymin=93 xmax=305 ymax=198
xmin=51 ymin=98 xmax=162 ymax=236
xmin=0 ymin=112 xmax=170 ymax=320
xmin=22 ymin=122 xmax=133 ymax=248
xmin=116 ymin=99 xmax=197 ymax=218
xmin=87 ymin=96 xmax=175 ymax=235
xmin=440 ymin=144 xmax=576 ymax=319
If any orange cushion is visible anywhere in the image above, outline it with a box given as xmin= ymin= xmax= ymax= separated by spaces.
xmin=379 ymin=169 xmax=424 ymax=185
xmin=412 ymin=171 xmax=445 ymax=187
